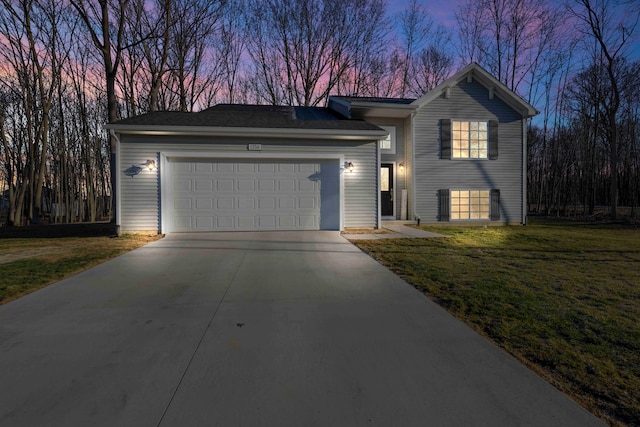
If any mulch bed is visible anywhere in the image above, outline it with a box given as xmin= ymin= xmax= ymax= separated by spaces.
xmin=0 ymin=222 xmax=118 ymax=239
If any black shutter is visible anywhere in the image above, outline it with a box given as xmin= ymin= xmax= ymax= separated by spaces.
xmin=440 ymin=189 xmax=450 ymax=221
xmin=490 ymin=189 xmax=500 ymax=221
xmin=441 ymin=119 xmax=451 ymax=159
xmin=488 ymin=120 xmax=498 ymax=159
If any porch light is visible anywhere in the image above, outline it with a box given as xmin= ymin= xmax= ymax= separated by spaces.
xmin=347 ymin=162 xmax=355 ymax=172
xmin=399 ymin=163 xmax=405 ymax=173
xmin=144 ymin=159 xmax=156 ymax=171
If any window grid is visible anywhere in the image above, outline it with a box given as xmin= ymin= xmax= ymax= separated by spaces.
xmin=452 ymin=121 xmax=488 ymax=158
xmin=380 ymin=134 xmax=392 ymax=150
xmin=451 ymin=190 xmax=490 ymax=220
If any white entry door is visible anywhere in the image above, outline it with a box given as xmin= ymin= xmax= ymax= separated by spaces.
xmin=166 ymin=158 xmax=340 ymax=232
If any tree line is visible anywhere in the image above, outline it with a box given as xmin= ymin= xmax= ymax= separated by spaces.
xmin=0 ymin=0 xmax=638 ymax=226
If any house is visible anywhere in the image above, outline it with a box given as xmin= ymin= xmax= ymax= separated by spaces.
xmin=106 ymin=63 xmax=538 ymax=234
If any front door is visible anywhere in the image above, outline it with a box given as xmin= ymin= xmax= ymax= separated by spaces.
xmin=381 ymin=163 xmax=394 ymax=217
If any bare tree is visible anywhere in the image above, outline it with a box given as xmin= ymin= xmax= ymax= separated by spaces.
xmin=570 ymin=0 xmax=639 ymax=219
xmin=69 ymin=0 xmax=133 ymax=223
xmin=456 ymin=0 xmax=563 ymax=95
xmin=0 ymin=0 xmax=68 ymax=225
xmin=394 ymin=0 xmax=433 ymax=97
xmin=408 ymin=25 xmax=454 ymax=95
xmin=335 ymin=0 xmax=389 ymax=97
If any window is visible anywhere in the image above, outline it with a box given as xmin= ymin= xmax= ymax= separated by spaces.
xmin=451 ymin=190 xmax=490 ymax=220
xmin=452 ymin=121 xmax=487 ymax=158
xmin=379 ymin=126 xmax=396 ymax=154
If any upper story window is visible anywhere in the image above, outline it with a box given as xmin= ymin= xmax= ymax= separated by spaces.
xmin=452 ymin=121 xmax=487 ymax=158
xmin=379 ymin=126 xmax=396 ymax=154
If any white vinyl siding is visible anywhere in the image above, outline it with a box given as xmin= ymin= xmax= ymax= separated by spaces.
xmin=119 ymin=135 xmax=378 ymax=232
xmin=414 ymin=78 xmax=524 ymax=224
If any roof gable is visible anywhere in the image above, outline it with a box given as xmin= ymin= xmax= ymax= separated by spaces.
xmin=411 ymin=63 xmax=539 ymax=118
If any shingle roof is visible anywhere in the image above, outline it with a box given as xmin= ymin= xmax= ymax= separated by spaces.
xmin=110 ymin=104 xmax=382 ymax=131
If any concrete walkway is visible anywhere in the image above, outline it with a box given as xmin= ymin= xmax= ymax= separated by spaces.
xmin=342 ymin=221 xmax=445 ymax=240
xmin=0 ymin=231 xmax=603 ymax=426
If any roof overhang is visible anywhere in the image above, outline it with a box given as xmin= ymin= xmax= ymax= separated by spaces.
xmin=329 ymin=96 xmax=417 ymax=119
xmin=105 ymin=124 xmax=389 ymax=141
xmin=412 ymin=63 xmax=540 ymax=118
xmin=348 ymin=103 xmax=417 ymax=119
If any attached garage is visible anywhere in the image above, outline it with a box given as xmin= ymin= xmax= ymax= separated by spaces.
xmin=165 ymin=158 xmax=340 ymax=232
xmin=107 ymin=104 xmax=385 ymax=234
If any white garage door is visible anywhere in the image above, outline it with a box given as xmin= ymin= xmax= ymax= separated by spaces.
xmin=167 ymin=159 xmax=340 ymax=232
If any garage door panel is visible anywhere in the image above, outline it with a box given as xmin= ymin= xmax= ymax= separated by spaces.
xmin=238 ymin=216 xmax=254 ymax=228
xmin=195 ymin=198 xmax=213 ymax=210
xmin=195 ymin=216 xmax=213 ymax=229
xmin=235 ymin=179 xmax=251 ymax=191
xmin=194 ymin=162 xmax=213 ymax=173
xmin=298 ymin=163 xmax=316 ymax=174
xmin=216 ymin=216 xmax=234 ymax=228
xmin=174 ymin=179 xmax=191 ymax=191
xmin=174 ymin=216 xmax=192 ymax=229
xmin=258 ymin=198 xmax=276 ymax=209
xmin=299 ymin=180 xmax=316 ymax=192
xmin=238 ymin=197 xmax=254 ymax=209
xmin=217 ymin=179 xmax=234 ymax=191
xmin=216 ymin=197 xmax=234 ymax=209
xmin=258 ymin=180 xmax=276 ymax=191
xmin=279 ymin=197 xmax=295 ymax=209
xmin=257 ymin=216 xmax=276 ymax=228
xmin=174 ymin=198 xmax=192 ymax=210
xmin=237 ymin=163 xmax=254 ymax=173
xmin=299 ymin=216 xmax=316 ymax=227
xmin=299 ymin=197 xmax=316 ymax=209
xmin=278 ymin=163 xmax=295 ymax=173
xmin=278 ymin=179 xmax=295 ymax=191
xmin=168 ymin=159 xmax=338 ymax=231
xmin=258 ymin=163 xmax=275 ymax=173
xmin=195 ymin=179 xmax=213 ymax=191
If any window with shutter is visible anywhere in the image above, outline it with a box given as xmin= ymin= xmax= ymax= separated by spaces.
xmin=450 ymin=120 xmax=488 ymax=158
xmin=450 ymin=190 xmax=490 ymax=220
xmin=441 ymin=119 xmax=451 ymax=159
xmin=491 ymin=189 xmax=500 ymax=220
xmin=489 ymin=120 xmax=499 ymax=159
xmin=439 ymin=189 xmax=450 ymax=221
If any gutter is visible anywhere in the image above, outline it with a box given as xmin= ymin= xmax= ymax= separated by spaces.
xmin=103 ymin=124 xmax=388 ymax=141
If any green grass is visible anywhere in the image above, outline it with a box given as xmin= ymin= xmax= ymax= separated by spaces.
xmin=0 ymin=234 xmax=162 ymax=304
xmin=353 ymin=220 xmax=640 ymax=426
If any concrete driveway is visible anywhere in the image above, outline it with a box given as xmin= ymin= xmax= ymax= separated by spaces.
xmin=0 ymin=231 xmax=603 ymax=426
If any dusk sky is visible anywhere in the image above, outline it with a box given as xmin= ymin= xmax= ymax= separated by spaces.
xmin=389 ymin=0 xmax=640 ymax=61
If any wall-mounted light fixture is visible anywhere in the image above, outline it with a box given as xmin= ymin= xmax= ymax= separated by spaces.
xmin=399 ymin=163 xmax=405 ymax=173
xmin=347 ymin=162 xmax=355 ymax=173
xmin=143 ymin=159 xmax=156 ymax=171
xmin=124 ymin=159 xmax=157 ymax=177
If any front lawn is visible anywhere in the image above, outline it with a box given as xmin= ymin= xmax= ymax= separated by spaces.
xmin=0 ymin=234 xmax=162 ymax=305
xmin=353 ymin=220 xmax=640 ymax=426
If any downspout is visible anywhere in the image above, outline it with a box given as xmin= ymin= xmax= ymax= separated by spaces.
xmin=522 ymin=117 xmax=527 ymax=225
xmin=377 ymin=133 xmax=381 ymax=229
xmin=110 ymin=129 xmax=122 ymax=235
xmin=411 ymin=111 xmax=418 ymax=223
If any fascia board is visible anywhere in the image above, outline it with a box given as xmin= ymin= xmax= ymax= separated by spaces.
xmin=104 ymin=124 xmax=388 ymax=141
xmin=348 ymin=103 xmax=417 ymax=119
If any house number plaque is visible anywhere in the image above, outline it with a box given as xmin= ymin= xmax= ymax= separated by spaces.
xmin=247 ymin=144 xmax=262 ymax=151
